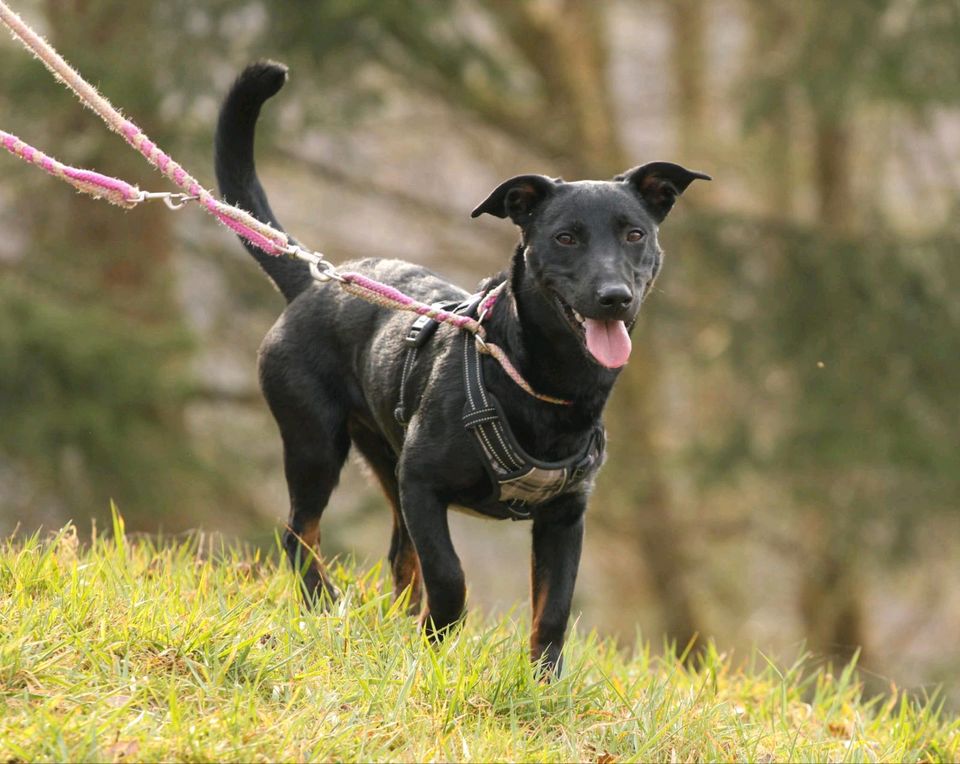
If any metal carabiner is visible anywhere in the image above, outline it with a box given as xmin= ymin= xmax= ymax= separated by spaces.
xmin=289 ymin=244 xmax=343 ymax=283
xmin=309 ymin=260 xmax=335 ymax=282
xmin=162 ymin=193 xmax=199 ymax=210
xmin=134 ymin=190 xmax=198 ymax=210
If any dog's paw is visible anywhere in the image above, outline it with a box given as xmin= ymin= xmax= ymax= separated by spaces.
xmin=299 ymin=573 xmax=341 ymax=611
xmin=419 ymin=610 xmax=466 ymax=643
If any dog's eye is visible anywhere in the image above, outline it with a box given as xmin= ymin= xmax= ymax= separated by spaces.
xmin=555 ymin=232 xmax=577 ymax=246
xmin=626 ymin=229 xmax=646 ymax=243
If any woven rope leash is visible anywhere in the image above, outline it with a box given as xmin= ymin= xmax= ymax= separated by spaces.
xmin=339 ymin=272 xmax=484 ymax=333
xmin=477 ymin=341 xmax=570 ymax=405
xmin=339 ymin=276 xmax=570 ymax=405
xmin=1 ymin=129 xmax=142 ymax=207
xmin=0 ymin=0 xmax=289 ymax=256
xmin=1 ymin=128 xmax=567 ymax=404
xmin=0 ymin=0 xmax=571 ymax=406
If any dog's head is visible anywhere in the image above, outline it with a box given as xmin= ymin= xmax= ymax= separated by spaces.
xmin=472 ymin=163 xmax=710 ymax=369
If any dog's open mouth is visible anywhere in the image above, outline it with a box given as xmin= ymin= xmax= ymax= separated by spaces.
xmin=554 ymin=294 xmax=632 ymax=369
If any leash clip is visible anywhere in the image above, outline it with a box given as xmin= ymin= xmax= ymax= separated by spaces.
xmin=134 ymin=190 xmax=199 ymax=210
xmin=288 ymin=245 xmax=344 ymax=283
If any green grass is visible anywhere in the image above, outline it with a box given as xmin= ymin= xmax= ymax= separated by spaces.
xmin=1 ymin=516 xmax=957 ymax=763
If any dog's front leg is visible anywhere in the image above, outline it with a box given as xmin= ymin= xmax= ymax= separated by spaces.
xmin=398 ymin=479 xmax=466 ymax=640
xmin=530 ymin=500 xmax=586 ymax=677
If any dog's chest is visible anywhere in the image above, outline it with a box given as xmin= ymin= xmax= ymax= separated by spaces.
xmin=391 ymin=294 xmax=607 ymax=520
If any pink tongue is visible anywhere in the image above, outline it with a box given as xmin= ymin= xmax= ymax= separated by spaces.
xmin=584 ymin=318 xmax=632 ymax=368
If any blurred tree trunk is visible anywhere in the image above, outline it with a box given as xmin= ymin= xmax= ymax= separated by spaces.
xmin=669 ymin=0 xmax=707 ymax=160
xmin=42 ymin=0 xmax=176 ymax=319
xmin=741 ymin=0 xmax=868 ymax=664
xmin=812 ymin=109 xmax=854 ymax=233
xmin=744 ymin=0 xmax=796 ymax=217
xmin=798 ymin=523 xmax=864 ymax=665
xmin=798 ymin=102 xmax=866 ymax=664
xmin=609 ymin=345 xmax=700 ymax=649
xmin=484 ymin=0 xmax=625 ymax=175
xmin=800 ymin=14 xmax=864 ymax=660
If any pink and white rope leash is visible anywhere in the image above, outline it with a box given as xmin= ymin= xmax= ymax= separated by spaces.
xmin=0 ymin=0 xmax=291 ymax=256
xmin=335 ymin=277 xmax=571 ymax=405
xmin=0 ymin=0 xmax=570 ymax=406
xmin=1 ymin=129 xmax=143 ymax=207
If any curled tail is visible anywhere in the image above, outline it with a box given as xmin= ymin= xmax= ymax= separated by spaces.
xmin=215 ymin=61 xmax=312 ymax=302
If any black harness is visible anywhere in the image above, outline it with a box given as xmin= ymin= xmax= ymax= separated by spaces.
xmin=395 ymin=290 xmax=606 ymax=520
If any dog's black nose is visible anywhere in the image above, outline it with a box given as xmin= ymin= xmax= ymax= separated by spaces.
xmin=596 ymin=284 xmax=634 ymax=313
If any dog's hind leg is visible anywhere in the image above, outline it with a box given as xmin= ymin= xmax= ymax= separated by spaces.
xmin=280 ymin=431 xmax=348 ymax=608
xmin=387 ymin=513 xmax=423 ymax=615
xmin=348 ymin=420 xmax=422 ymax=614
xmin=260 ymin=351 xmax=351 ymax=608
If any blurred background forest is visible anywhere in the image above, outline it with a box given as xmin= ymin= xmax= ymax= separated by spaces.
xmin=2 ymin=0 xmax=959 ymax=702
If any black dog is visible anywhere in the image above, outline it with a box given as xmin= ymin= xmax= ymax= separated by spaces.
xmin=215 ymin=62 xmax=709 ymax=674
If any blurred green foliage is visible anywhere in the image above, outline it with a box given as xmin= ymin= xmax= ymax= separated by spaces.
xmin=0 ymin=277 xmax=197 ymax=512
xmin=673 ymin=215 xmax=960 ymax=509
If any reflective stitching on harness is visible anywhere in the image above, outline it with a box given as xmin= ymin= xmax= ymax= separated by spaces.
xmin=481 ymin=421 xmax=518 ymax=473
xmin=395 ymin=346 xmax=417 ymax=425
xmin=476 ymin=428 xmax=505 ymax=475
xmin=463 ymin=334 xmax=476 ymax=410
xmin=490 ymin=421 xmax=523 ymax=471
xmin=463 ymin=414 xmax=499 ymax=426
xmin=463 ymin=331 xmax=521 ymax=473
xmin=473 ymin=337 xmax=489 ymax=408
xmin=461 ymin=325 xmax=605 ymax=511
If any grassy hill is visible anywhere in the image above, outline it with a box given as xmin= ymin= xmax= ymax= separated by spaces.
xmin=1 ymin=515 xmax=957 ymax=762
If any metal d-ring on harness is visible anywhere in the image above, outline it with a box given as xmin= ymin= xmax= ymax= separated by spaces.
xmin=395 ymin=288 xmax=606 ymax=520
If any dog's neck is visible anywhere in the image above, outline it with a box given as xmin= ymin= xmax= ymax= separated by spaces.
xmin=479 ymin=244 xmax=620 ymax=447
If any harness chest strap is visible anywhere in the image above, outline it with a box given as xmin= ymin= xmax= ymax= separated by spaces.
xmin=463 ymin=330 xmax=605 ymax=517
xmin=393 ymin=287 xmax=605 ymax=518
xmin=460 ymin=331 xmax=605 ymax=516
xmin=394 ymin=293 xmax=479 ymax=426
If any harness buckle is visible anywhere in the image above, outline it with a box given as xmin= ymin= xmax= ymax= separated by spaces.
xmin=505 ymin=500 xmax=532 ymax=520
xmin=405 ymin=300 xmax=459 ymax=347
xmin=405 ymin=312 xmax=437 ymax=347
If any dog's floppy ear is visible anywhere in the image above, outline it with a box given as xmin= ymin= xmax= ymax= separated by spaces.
xmin=617 ymin=162 xmax=711 ymax=223
xmin=471 ymin=174 xmax=558 ymax=224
